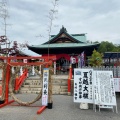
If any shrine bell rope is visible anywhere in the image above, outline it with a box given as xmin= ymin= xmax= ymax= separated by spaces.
xmin=0 ymin=61 xmax=53 ymax=106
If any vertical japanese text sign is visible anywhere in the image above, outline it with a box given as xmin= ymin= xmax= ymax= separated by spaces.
xmin=74 ymin=68 xmax=94 ymax=103
xmin=42 ymin=68 xmax=49 ymax=106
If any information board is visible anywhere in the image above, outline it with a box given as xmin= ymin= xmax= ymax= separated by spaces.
xmin=74 ymin=68 xmax=94 ymax=103
xmin=114 ymin=78 xmax=120 ymax=92
xmin=94 ymin=71 xmax=116 ymax=106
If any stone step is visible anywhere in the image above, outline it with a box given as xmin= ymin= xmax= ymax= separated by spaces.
xmin=51 ymin=75 xmax=68 ymax=80
xmin=20 ymin=88 xmax=41 ymax=91
xmin=27 ymin=75 xmax=41 ymax=80
xmin=52 ymin=91 xmax=60 ymax=95
xmin=53 ymin=85 xmax=60 ymax=89
xmin=26 ymin=77 xmax=41 ymax=80
xmin=61 ymin=81 xmax=68 ymax=84
xmin=52 ymin=80 xmax=62 ymax=84
xmin=23 ymin=82 xmax=41 ymax=85
xmin=60 ymin=92 xmax=68 ymax=95
xmin=60 ymin=86 xmax=68 ymax=89
xmin=21 ymin=85 xmax=42 ymax=88
xmin=52 ymin=88 xmax=67 ymax=91
xmin=19 ymin=91 xmax=41 ymax=94
xmin=52 ymin=80 xmax=68 ymax=84
xmin=23 ymin=81 xmax=67 ymax=86
xmin=23 ymin=80 xmax=67 ymax=84
xmin=24 ymin=78 xmax=67 ymax=82
xmin=52 ymin=83 xmax=67 ymax=86
xmin=24 ymin=80 xmax=41 ymax=83
xmin=60 ymin=89 xmax=68 ymax=92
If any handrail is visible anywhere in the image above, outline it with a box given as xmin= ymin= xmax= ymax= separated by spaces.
xmin=14 ymin=69 xmax=28 ymax=91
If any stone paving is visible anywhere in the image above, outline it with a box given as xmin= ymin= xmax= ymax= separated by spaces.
xmin=0 ymin=94 xmax=120 ymax=120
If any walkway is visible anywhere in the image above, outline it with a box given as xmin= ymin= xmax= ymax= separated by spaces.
xmin=0 ymin=94 xmax=120 ymax=120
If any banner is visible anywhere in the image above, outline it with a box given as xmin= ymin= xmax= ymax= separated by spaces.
xmin=74 ymin=68 xmax=94 ymax=103
xmin=77 ymin=55 xmax=81 ymax=68
xmin=42 ymin=68 xmax=49 ymax=106
xmin=81 ymin=51 xmax=85 ymax=67
xmin=77 ymin=52 xmax=85 ymax=68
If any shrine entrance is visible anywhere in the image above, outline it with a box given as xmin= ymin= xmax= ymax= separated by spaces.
xmin=56 ymin=57 xmax=70 ymax=74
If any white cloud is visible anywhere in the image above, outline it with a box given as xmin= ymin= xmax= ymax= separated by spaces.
xmin=0 ymin=0 xmax=120 ymax=46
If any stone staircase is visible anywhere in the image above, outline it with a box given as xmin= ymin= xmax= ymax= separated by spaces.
xmin=19 ymin=75 xmax=68 ymax=95
xmin=52 ymin=75 xmax=68 ymax=95
xmin=19 ymin=76 xmax=42 ymax=94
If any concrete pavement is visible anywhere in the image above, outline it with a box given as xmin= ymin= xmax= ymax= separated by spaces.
xmin=0 ymin=94 xmax=120 ymax=120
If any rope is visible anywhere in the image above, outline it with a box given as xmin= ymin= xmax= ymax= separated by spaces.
xmin=9 ymin=66 xmax=43 ymax=106
xmin=0 ymin=62 xmax=7 ymax=101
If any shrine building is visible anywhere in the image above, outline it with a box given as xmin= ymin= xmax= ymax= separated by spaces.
xmin=27 ymin=26 xmax=100 ymax=71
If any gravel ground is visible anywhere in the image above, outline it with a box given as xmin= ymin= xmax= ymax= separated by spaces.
xmin=0 ymin=94 xmax=120 ymax=120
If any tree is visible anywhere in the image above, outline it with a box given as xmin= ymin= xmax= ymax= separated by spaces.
xmin=0 ymin=0 xmax=9 ymax=36
xmin=0 ymin=0 xmax=11 ymax=56
xmin=89 ymin=50 xmax=103 ymax=67
xmin=47 ymin=0 xmax=59 ymax=58
xmin=0 ymin=36 xmax=27 ymax=56
xmin=98 ymin=41 xmax=120 ymax=53
xmin=0 ymin=36 xmax=18 ymax=56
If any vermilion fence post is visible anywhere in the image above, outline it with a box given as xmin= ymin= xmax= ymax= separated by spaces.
xmin=68 ymin=64 xmax=72 ymax=95
xmin=5 ymin=58 xmax=11 ymax=103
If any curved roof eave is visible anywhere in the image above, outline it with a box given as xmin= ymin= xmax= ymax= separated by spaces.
xmin=27 ymin=43 xmax=100 ymax=49
xmin=43 ymin=31 xmax=84 ymax=44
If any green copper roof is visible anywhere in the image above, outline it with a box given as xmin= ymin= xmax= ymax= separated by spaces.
xmin=43 ymin=26 xmax=87 ymax=44
xmin=71 ymin=34 xmax=86 ymax=43
xmin=50 ymin=34 xmax=86 ymax=43
xmin=31 ymin=43 xmax=99 ymax=48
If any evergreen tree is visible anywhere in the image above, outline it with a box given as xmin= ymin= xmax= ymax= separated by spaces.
xmin=89 ymin=50 xmax=103 ymax=67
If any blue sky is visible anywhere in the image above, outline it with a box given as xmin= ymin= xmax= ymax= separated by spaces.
xmin=0 ymin=0 xmax=120 ymax=46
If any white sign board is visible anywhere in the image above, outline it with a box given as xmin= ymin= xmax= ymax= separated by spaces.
xmin=94 ymin=71 xmax=116 ymax=106
xmin=74 ymin=68 xmax=94 ymax=103
xmin=42 ymin=68 xmax=49 ymax=106
xmin=114 ymin=78 xmax=120 ymax=92
xmin=23 ymin=59 xmax=27 ymax=63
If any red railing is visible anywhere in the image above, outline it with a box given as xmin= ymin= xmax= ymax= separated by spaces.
xmin=14 ymin=69 xmax=28 ymax=91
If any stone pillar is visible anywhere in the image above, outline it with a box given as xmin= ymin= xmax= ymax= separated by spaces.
xmin=54 ymin=61 xmax=56 ymax=75
xmin=39 ymin=65 xmax=41 ymax=74
xmin=32 ymin=66 xmax=35 ymax=76
xmin=20 ymin=66 xmax=23 ymax=76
